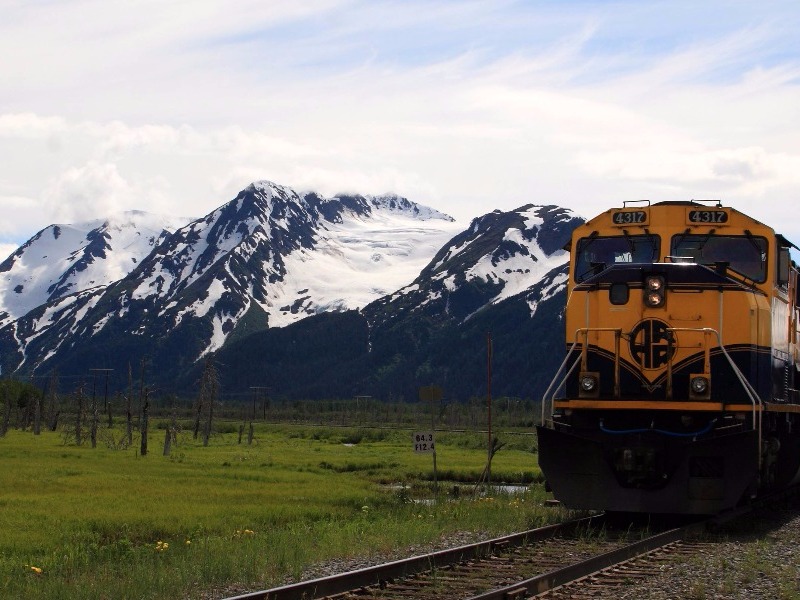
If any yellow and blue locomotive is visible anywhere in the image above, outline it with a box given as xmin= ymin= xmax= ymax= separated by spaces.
xmin=537 ymin=200 xmax=800 ymax=514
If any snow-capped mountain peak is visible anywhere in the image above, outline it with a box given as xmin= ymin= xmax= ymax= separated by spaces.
xmin=0 ymin=210 xmax=191 ymax=325
xmin=0 ymin=181 xmax=584 ymax=389
xmin=367 ymin=204 xmax=583 ymax=324
xmin=0 ymin=181 xmax=464 ymax=371
xmin=366 ymin=193 xmax=455 ymax=221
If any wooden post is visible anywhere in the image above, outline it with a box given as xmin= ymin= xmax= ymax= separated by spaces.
xmin=163 ymin=427 xmax=172 ymax=456
xmin=419 ymin=386 xmax=442 ymax=501
xmin=487 ymin=332 xmax=492 ymax=491
xmin=431 ymin=397 xmax=438 ymax=500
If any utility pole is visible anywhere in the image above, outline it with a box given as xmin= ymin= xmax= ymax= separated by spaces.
xmin=90 ymin=369 xmax=113 ymax=428
xmin=89 ymin=372 xmax=98 ymax=448
xmin=486 ymin=332 xmax=493 ymax=491
xmin=248 ymin=386 xmax=268 ymax=444
xmin=75 ymin=382 xmax=85 ymax=445
xmin=250 ymin=386 xmax=269 ymax=421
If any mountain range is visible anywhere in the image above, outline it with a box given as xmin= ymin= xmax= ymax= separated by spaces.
xmin=0 ymin=181 xmax=583 ymax=402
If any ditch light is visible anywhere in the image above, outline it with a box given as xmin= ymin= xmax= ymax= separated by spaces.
xmin=579 ymin=372 xmax=599 ymax=398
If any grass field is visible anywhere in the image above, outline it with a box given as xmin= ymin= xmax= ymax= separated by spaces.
xmin=0 ymin=422 xmax=568 ymax=599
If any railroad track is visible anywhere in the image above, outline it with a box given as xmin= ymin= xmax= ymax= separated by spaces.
xmin=219 ymin=481 xmax=798 ymax=599
xmin=532 ymin=490 xmax=800 ymax=599
xmin=224 ymin=513 xmax=712 ymax=600
xmin=535 ymin=539 xmax=717 ymax=599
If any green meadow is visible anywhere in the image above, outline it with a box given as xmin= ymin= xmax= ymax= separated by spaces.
xmin=0 ymin=423 xmax=568 ymax=599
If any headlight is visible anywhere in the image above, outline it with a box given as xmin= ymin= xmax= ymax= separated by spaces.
xmin=647 ymin=291 xmax=663 ymax=305
xmin=644 ymin=275 xmax=666 ymax=307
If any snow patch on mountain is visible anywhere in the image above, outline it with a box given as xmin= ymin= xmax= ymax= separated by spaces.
xmin=466 ymin=208 xmax=567 ymax=306
xmin=266 ymin=208 xmax=463 ymax=327
xmin=527 ymin=270 xmax=568 ymax=317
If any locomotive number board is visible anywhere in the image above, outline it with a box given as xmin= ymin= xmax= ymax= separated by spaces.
xmin=611 ymin=209 xmax=649 ymax=226
xmin=687 ymin=208 xmax=729 ymax=225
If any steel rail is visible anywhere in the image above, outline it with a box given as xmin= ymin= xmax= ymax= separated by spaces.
xmin=464 ymin=519 xmax=708 ymax=599
xmin=224 ymin=515 xmax=605 ymax=600
xmin=478 ymin=488 xmax=800 ymax=599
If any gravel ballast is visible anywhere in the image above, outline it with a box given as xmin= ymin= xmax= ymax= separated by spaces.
xmin=203 ymin=503 xmax=800 ymax=599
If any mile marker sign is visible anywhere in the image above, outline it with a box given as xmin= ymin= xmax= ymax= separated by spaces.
xmin=413 ymin=431 xmax=435 ymax=453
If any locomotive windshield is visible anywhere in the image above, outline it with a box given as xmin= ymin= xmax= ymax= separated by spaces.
xmin=574 ymin=235 xmax=660 ymax=282
xmin=670 ymin=234 xmax=767 ymax=283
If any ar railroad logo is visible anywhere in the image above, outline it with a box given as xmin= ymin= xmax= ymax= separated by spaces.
xmin=629 ymin=319 xmax=676 ymax=370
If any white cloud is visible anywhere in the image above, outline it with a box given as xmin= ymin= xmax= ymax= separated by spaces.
xmin=0 ymin=1 xmax=799 ymax=249
xmin=0 ymin=243 xmax=18 ymax=262
xmin=44 ymin=162 xmax=134 ymax=222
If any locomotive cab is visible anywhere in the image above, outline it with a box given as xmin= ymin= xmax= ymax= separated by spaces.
xmin=537 ymin=201 xmax=800 ymax=514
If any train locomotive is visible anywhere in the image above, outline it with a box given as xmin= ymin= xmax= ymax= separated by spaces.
xmin=537 ymin=200 xmax=800 ymax=514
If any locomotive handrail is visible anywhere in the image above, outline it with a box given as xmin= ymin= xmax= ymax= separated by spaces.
xmin=540 ymin=341 xmax=581 ymax=427
xmin=540 ymin=328 xmax=622 ymax=427
xmin=667 ymin=326 xmax=764 ymax=467
xmin=665 ymin=327 xmax=763 ymax=410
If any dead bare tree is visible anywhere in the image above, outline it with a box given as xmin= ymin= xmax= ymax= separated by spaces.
xmin=197 ymin=358 xmax=219 ymax=447
xmin=192 ymin=368 xmax=206 ymax=440
xmin=32 ymin=376 xmax=42 ymax=436
xmin=140 ymin=386 xmax=150 ymax=456
xmin=163 ymin=398 xmax=180 ymax=456
xmin=17 ymin=376 xmax=36 ymax=432
xmin=90 ymin=376 xmax=99 ymax=448
xmin=46 ymin=371 xmax=60 ymax=432
xmin=203 ymin=392 xmax=215 ymax=447
xmin=75 ymin=383 xmax=85 ymax=445
xmin=137 ymin=358 xmax=146 ymax=431
xmin=125 ymin=363 xmax=134 ymax=446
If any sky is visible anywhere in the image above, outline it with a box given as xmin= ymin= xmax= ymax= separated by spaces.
xmin=1 ymin=0 xmax=799 ymax=260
